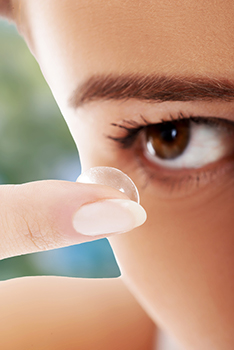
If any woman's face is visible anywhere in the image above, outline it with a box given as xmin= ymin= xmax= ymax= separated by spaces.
xmin=16 ymin=0 xmax=234 ymax=347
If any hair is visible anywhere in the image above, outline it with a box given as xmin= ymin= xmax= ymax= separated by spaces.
xmin=0 ymin=0 xmax=14 ymax=20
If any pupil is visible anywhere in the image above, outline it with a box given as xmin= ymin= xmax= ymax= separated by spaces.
xmin=160 ymin=124 xmax=177 ymax=143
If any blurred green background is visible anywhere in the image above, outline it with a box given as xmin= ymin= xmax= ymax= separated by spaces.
xmin=0 ymin=19 xmax=120 ymax=280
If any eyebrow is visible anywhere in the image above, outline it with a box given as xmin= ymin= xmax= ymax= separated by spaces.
xmin=69 ymin=73 xmax=234 ymax=108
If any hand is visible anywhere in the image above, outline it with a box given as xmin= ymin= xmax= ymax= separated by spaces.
xmin=0 ymin=180 xmax=146 ymax=260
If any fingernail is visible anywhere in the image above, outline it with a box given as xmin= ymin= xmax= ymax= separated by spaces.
xmin=73 ymin=199 xmax=147 ymax=236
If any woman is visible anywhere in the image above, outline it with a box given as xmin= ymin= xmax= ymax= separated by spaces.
xmin=1 ymin=1 xmax=234 ymax=349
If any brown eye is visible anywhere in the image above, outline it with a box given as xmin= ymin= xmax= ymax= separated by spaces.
xmin=145 ymin=119 xmax=191 ymax=160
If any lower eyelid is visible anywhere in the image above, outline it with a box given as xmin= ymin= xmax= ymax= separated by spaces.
xmin=134 ymin=145 xmax=234 ymax=198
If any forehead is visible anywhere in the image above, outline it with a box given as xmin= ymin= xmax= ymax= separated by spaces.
xmin=20 ymin=0 xmax=234 ymax=103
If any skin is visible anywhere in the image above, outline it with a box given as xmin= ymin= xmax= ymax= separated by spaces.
xmin=1 ymin=0 xmax=234 ymax=348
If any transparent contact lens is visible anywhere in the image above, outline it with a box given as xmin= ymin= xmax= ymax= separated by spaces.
xmin=77 ymin=166 xmax=140 ymax=203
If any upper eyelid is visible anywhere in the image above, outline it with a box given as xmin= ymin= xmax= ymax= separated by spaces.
xmin=106 ymin=113 xmax=234 ymax=148
xmin=106 ymin=124 xmax=140 ymax=148
xmin=110 ymin=112 xmax=234 ymax=130
xmin=110 ymin=114 xmax=151 ymax=130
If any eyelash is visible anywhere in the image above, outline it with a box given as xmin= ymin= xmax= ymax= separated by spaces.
xmin=107 ymin=112 xmax=232 ymax=148
xmin=106 ymin=112 xmax=234 ymax=193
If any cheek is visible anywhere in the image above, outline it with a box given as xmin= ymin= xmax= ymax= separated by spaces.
xmin=69 ymin=111 xmax=234 ymax=308
xmin=109 ymin=182 xmax=234 ymax=340
xmin=71 ymin=109 xmax=234 ymax=343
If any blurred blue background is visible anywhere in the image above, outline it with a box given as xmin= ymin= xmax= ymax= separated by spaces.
xmin=0 ymin=19 xmax=120 ymax=280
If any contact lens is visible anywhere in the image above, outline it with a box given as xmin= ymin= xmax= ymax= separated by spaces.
xmin=77 ymin=166 xmax=140 ymax=203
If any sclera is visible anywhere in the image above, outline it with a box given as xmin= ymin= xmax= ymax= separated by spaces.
xmin=77 ymin=166 xmax=140 ymax=204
